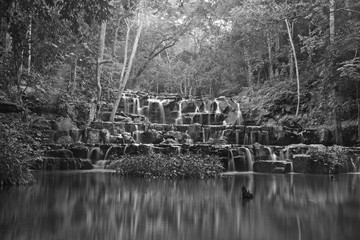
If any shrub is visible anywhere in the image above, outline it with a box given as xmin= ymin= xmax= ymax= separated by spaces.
xmin=113 ymin=153 xmax=224 ymax=179
xmin=0 ymin=116 xmax=36 ymax=186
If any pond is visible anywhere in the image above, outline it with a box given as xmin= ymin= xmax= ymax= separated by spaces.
xmin=1 ymin=171 xmax=360 ymax=240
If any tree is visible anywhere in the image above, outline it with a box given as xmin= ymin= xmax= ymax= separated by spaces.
xmin=110 ymin=1 xmax=144 ymax=122
xmin=285 ymin=18 xmax=300 ymax=116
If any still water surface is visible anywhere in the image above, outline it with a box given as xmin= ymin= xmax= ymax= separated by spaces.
xmin=1 ymin=171 xmax=360 ymax=240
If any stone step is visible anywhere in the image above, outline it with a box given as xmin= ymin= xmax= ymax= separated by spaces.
xmin=28 ymin=157 xmax=93 ymax=170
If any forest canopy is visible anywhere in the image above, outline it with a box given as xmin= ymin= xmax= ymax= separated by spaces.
xmin=1 ymin=0 xmax=360 ymax=143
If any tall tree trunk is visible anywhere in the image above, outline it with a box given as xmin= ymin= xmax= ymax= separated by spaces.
xmin=330 ymin=0 xmax=343 ymax=145
xmin=110 ymin=14 xmax=144 ymax=122
xmin=27 ymin=18 xmax=32 ymax=74
xmin=267 ymin=31 xmax=274 ymax=82
xmin=357 ymin=81 xmax=360 ymax=143
xmin=95 ymin=21 xmax=107 ymax=120
xmin=244 ymin=47 xmax=252 ymax=87
xmin=285 ymin=19 xmax=300 ymax=116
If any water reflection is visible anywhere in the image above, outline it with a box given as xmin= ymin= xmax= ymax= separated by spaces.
xmin=1 ymin=172 xmax=360 ymax=240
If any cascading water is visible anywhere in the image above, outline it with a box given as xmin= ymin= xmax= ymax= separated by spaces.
xmin=236 ymin=102 xmax=243 ymax=125
xmin=104 ymin=146 xmax=113 ymax=160
xmin=132 ymin=125 xmax=141 ymax=143
xmin=235 ymin=130 xmax=240 ymax=145
xmin=175 ymin=99 xmax=184 ymax=125
xmin=228 ymin=150 xmax=236 ymax=171
xmin=202 ymin=127 xmax=207 ymax=143
xmin=244 ymin=147 xmax=253 ymax=171
xmin=243 ymin=133 xmax=249 ymax=145
xmin=147 ymin=98 xmax=166 ymax=124
xmin=132 ymin=97 xmax=143 ymax=115
xmin=279 ymin=148 xmax=290 ymax=160
xmin=265 ymin=146 xmax=277 ymax=161
xmin=122 ymin=94 xmax=130 ymax=114
xmin=350 ymin=158 xmax=357 ymax=172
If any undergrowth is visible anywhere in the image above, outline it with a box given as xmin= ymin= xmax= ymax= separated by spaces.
xmin=113 ymin=153 xmax=224 ymax=179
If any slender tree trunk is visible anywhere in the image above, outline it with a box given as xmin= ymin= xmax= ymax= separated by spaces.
xmin=95 ymin=21 xmax=107 ymax=120
xmin=244 ymin=47 xmax=252 ymax=87
xmin=110 ymin=14 xmax=144 ymax=122
xmin=308 ymin=23 xmax=313 ymax=64
xmin=27 ymin=18 xmax=32 ymax=74
xmin=70 ymin=50 xmax=78 ymax=95
xmin=357 ymin=81 xmax=360 ymax=142
xmin=267 ymin=31 xmax=274 ymax=82
xmin=329 ymin=0 xmax=343 ymax=145
xmin=285 ymin=19 xmax=300 ymax=116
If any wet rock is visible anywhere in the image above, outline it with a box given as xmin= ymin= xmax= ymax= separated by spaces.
xmin=0 ymin=101 xmax=23 ymax=113
xmin=318 ymin=128 xmax=333 ymax=146
xmin=86 ymin=129 xmax=100 ymax=144
xmin=140 ymin=129 xmax=162 ymax=144
xmin=53 ymin=116 xmax=78 ymax=131
xmin=187 ymin=123 xmax=202 ymax=143
xmin=253 ymin=160 xmax=292 ymax=173
xmin=69 ymin=129 xmax=83 ymax=142
xmin=44 ymin=149 xmax=73 ymax=158
xmin=104 ymin=146 xmax=125 ymax=159
xmin=124 ymin=144 xmax=139 ymax=154
xmin=69 ymin=145 xmax=89 ymax=159
xmin=292 ymin=154 xmax=311 ymax=173
xmin=79 ymin=159 xmax=93 ymax=169
xmin=108 ymin=134 xmax=125 ymax=144
xmin=300 ymin=129 xmax=318 ymax=144
xmin=41 ymin=157 xmax=92 ymax=170
xmin=122 ymin=132 xmax=136 ymax=143
xmin=88 ymin=147 xmax=104 ymax=163
xmin=100 ymin=128 xmax=110 ymax=143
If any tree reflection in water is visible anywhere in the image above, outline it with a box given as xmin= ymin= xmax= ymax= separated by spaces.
xmin=1 ymin=171 xmax=360 ymax=240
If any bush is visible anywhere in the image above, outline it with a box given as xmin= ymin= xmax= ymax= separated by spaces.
xmin=113 ymin=153 xmax=224 ymax=179
xmin=0 ymin=116 xmax=36 ymax=186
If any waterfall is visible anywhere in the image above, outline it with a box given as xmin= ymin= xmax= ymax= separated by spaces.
xmin=122 ymin=94 xmax=130 ymax=114
xmin=289 ymin=162 xmax=294 ymax=173
xmin=228 ymin=150 xmax=236 ymax=171
xmin=263 ymin=131 xmax=270 ymax=145
xmin=175 ymin=100 xmax=184 ymax=125
xmin=235 ymin=130 xmax=239 ymax=145
xmin=87 ymin=147 xmax=103 ymax=164
xmin=133 ymin=97 xmax=142 ymax=115
xmin=214 ymin=99 xmax=221 ymax=114
xmin=249 ymin=131 xmax=255 ymax=144
xmin=350 ymin=158 xmax=357 ymax=172
xmin=265 ymin=146 xmax=276 ymax=161
xmin=202 ymin=127 xmax=207 ymax=143
xmin=104 ymin=146 xmax=113 ymax=160
xmin=123 ymin=145 xmax=129 ymax=155
xmin=147 ymin=98 xmax=166 ymax=124
xmin=132 ymin=125 xmax=141 ymax=143
xmin=279 ymin=148 xmax=290 ymax=160
xmin=243 ymin=133 xmax=249 ymax=145
xmin=236 ymin=102 xmax=243 ymax=125
xmin=244 ymin=147 xmax=253 ymax=171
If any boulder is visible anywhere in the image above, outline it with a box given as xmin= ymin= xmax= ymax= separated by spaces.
xmin=253 ymin=160 xmax=292 ymax=173
xmin=0 ymin=101 xmax=23 ymax=113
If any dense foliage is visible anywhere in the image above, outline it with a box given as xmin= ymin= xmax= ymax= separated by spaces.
xmin=0 ymin=115 xmax=38 ymax=185
xmin=113 ymin=153 xmax=224 ymax=179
